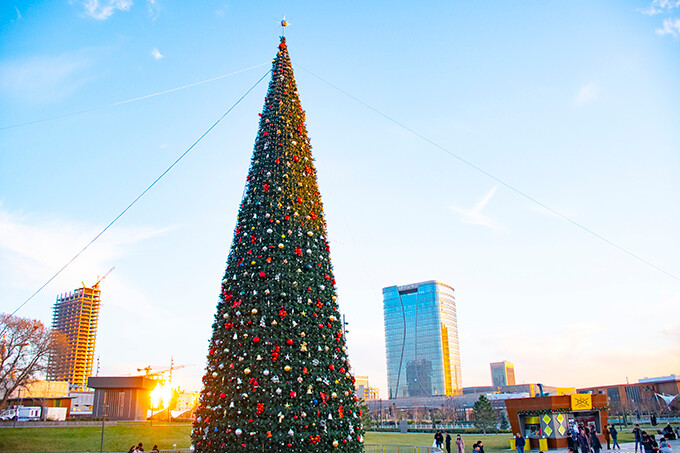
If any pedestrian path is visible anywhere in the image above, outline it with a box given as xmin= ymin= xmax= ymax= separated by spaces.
xmin=532 ymin=439 xmax=680 ymax=453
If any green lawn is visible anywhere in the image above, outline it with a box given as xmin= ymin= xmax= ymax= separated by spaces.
xmin=0 ymin=423 xmax=646 ymax=452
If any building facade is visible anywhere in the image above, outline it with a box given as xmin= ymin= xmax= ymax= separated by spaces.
xmin=355 ymin=375 xmax=380 ymax=401
xmin=490 ymin=361 xmax=516 ymax=388
xmin=47 ymin=285 xmax=101 ymax=389
xmin=88 ymin=376 xmax=156 ymax=420
xmin=383 ymin=280 xmax=462 ymax=398
xmin=578 ymin=375 xmax=680 ymax=414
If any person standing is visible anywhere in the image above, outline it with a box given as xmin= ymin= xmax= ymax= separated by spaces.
xmin=477 ymin=440 xmax=485 ymax=453
xmin=515 ymin=433 xmax=526 ymax=453
xmin=610 ymin=425 xmax=621 ymax=450
xmin=659 ymin=437 xmax=672 ymax=453
xmin=591 ymin=429 xmax=603 ymax=453
xmin=435 ymin=431 xmax=444 ymax=450
xmin=445 ymin=433 xmax=452 ymax=453
xmin=642 ymin=432 xmax=652 ymax=453
xmin=634 ymin=424 xmax=643 ymax=453
xmin=604 ymin=424 xmax=611 ymax=450
xmin=456 ymin=434 xmax=465 ymax=453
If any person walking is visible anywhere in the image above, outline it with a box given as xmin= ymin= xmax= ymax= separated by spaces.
xmin=591 ymin=429 xmax=603 ymax=453
xmin=445 ymin=433 xmax=452 ymax=453
xmin=610 ymin=425 xmax=621 ymax=450
xmin=456 ymin=434 xmax=465 ymax=453
xmin=578 ymin=427 xmax=591 ymax=453
xmin=515 ymin=433 xmax=526 ymax=453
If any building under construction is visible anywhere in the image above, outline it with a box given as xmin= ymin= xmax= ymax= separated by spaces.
xmin=47 ymin=284 xmax=101 ymax=389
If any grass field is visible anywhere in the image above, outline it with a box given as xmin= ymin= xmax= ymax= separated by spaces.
xmin=0 ymin=423 xmax=643 ymax=452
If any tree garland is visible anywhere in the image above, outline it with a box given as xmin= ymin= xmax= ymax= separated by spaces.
xmin=517 ymin=406 xmax=609 ymax=416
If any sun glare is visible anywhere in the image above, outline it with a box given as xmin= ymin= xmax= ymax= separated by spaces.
xmin=149 ymin=381 xmax=173 ymax=409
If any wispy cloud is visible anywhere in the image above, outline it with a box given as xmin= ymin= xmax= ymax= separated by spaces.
xmin=0 ymin=207 xmax=174 ymax=293
xmin=215 ymin=4 xmax=228 ymax=16
xmin=0 ymin=53 xmax=92 ymax=102
xmin=640 ymin=0 xmax=680 ymax=15
xmin=151 ymin=47 xmax=163 ymax=60
xmin=146 ymin=0 xmax=160 ymax=20
xmin=82 ymin=0 xmax=132 ymax=20
xmin=639 ymin=1 xmax=680 ymax=37
xmin=451 ymin=186 xmax=503 ymax=230
xmin=575 ymin=82 xmax=598 ymax=106
xmin=656 ymin=17 xmax=680 ymax=36
xmin=14 ymin=6 xmax=22 ymax=20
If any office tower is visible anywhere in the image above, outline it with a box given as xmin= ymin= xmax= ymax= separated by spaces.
xmin=490 ymin=360 xmax=516 ymax=388
xmin=383 ymin=280 xmax=462 ymax=398
xmin=47 ymin=285 xmax=101 ymax=389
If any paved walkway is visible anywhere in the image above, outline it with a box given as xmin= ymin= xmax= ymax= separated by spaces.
xmin=530 ymin=439 xmax=680 ymax=453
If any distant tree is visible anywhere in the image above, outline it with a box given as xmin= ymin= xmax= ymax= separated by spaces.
xmin=473 ymin=395 xmax=498 ymax=434
xmin=499 ymin=412 xmax=510 ymax=430
xmin=358 ymin=400 xmax=374 ymax=430
xmin=0 ymin=313 xmax=64 ymax=409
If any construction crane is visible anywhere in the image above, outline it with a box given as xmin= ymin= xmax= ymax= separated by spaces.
xmin=93 ymin=267 xmax=115 ymax=288
xmin=82 ymin=267 xmax=115 ymax=289
xmin=137 ymin=358 xmax=193 ymax=384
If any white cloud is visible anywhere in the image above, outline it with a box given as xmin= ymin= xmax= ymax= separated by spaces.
xmin=151 ymin=47 xmax=163 ymax=60
xmin=0 ymin=53 xmax=91 ymax=102
xmin=575 ymin=82 xmax=598 ymax=106
xmin=656 ymin=17 xmax=680 ymax=36
xmin=82 ymin=0 xmax=132 ymax=20
xmin=641 ymin=0 xmax=680 ymax=15
xmin=450 ymin=186 xmax=503 ymax=230
xmin=15 ymin=6 xmax=21 ymax=20
xmin=0 ymin=207 xmax=174 ymax=294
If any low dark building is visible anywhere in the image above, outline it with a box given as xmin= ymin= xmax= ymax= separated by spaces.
xmin=88 ymin=376 xmax=157 ymax=420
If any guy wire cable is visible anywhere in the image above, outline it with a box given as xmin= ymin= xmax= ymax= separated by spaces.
xmin=0 ymin=62 xmax=269 ymax=131
xmin=294 ymin=62 xmax=680 ymax=284
xmin=11 ymin=69 xmax=272 ymax=316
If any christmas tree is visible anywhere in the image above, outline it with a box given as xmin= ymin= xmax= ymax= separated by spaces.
xmin=191 ymin=37 xmax=364 ymax=452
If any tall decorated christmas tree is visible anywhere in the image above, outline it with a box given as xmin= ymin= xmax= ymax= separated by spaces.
xmin=191 ymin=36 xmax=364 ymax=452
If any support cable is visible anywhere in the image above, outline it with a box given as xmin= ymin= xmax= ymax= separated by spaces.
xmin=295 ymin=63 xmax=680 ymax=283
xmin=11 ymin=69 xmax=271 ymax=316
xmin=0 ymin=63 xmax=269 ymax=131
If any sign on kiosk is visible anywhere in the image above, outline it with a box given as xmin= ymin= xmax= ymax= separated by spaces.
xmin=570 ymin=394 xmax=592 ymax=411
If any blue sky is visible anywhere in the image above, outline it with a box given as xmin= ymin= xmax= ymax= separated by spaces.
xmin=1 ymin=1 xmax=679 ymax=395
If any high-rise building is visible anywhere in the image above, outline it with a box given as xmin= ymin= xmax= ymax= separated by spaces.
xmin=383 ymin=280 xmax=462 ymax=398
xmin=490 ymin=360 xmax=516 ymax=388
xmin=47 ymin=285 xmax=101 ymax=389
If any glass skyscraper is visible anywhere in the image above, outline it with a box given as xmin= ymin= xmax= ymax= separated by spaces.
xmin=383 ymin=280 xmax=462 ymax=398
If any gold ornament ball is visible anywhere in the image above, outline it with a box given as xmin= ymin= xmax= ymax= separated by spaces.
xmin=333 ymin=440 xmax=339 ymax=447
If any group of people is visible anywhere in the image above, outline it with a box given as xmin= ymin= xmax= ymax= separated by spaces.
xmin=127 ymin=443 xmax=159 ymax=453
xmin=432 ymin=431 xmax=475 ymax=453
xmin=632 ymin=424 xmax=675 ymax=453
xmin=566 ymin=423 xmax=603 ymax=453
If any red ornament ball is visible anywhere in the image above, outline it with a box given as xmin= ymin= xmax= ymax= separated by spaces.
xmin=286 ymin=339 xmax=294 ymax=345
xmin=258 ymin=271 xmax=266 ymax=278
xmin=253 ymin=336 xmax=260 ymax=343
